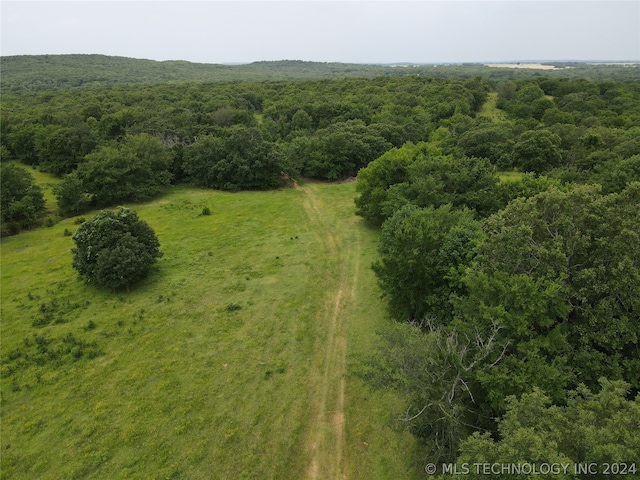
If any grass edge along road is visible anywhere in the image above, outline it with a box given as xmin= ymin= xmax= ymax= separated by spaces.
xmin=1 ymin=178 xmax=419 ymax=479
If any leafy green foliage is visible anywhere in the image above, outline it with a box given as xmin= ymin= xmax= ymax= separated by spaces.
xmin=458 ymin=379 xmax=640 ymax=474
xmin=492 ymin=173 xmax=561 ymax=211
xmin=0 ymin=163 xmax=46 ymax=234
xmin=52 ymin=173 xmax=91 ymax=217
xmin=595 ymin=154 xmax=640 ymax=194
xmin=4 ymin=123 xmax=43 ymax=164
xmin=4 ymin=73 xmax=636 ymax=202
xmin=291 ymin=121 xmax=391 ymax=180
xmin=365 ymin=320 xmax=501 ymax=463
xmin=72 ymin=207 xmax=162 ymax=290
xmin=183 ymin=126 xmax=284 ymax=190
xmin=453 ymin=184 xmax=640 ymax=408
xmin=6 ymin=56 xmax=637 ymax=92
xmin=383 ymin=151 xmax=499 ymax=220
xmin=71 ymin=133 xmax=172 ymax=207
xmin=355 ymin=142 xmax=500 ymax=224
xmin=456 ymin=124 xmax=514 ymax=168
xmin=354 ymin=142 xmax=426 ymax=225
xmin=373 ymin=204 xmax=482 ymax=323
xmin=512 ymin=129 xmax=563 ymax=173
xmin=36 ymin=124 xmax=98 ymax=175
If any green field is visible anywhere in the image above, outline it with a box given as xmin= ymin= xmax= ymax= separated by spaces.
xmin=0 ymin=178 xmax=420 ymax=478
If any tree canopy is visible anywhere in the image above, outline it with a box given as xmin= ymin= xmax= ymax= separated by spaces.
xmin=355 ymin=142 xmax=499 ymax=225
xmin=373 ymin=204 xmax=482 ymax=323
xmin=71 ymin=207 xmax=162 ymax=290
xmin=183 ymin=126 xmax=284 ymax=190
xmin=458 ymin=379 xmax=640 ymax=476
xmin=0 ymin=163 xmax=46 ymax=235
xmin=2 ymin=63 xmax=640 ymax=471
xmin=453 ymin=183 xmax=640 ymax=408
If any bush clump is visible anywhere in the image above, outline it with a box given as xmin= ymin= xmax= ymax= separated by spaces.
xmin=72 ymin=207 xmax=162 ymax=291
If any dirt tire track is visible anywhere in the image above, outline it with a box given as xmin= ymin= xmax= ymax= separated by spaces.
xmin=299 ymin=183 xmax=360 ymax=480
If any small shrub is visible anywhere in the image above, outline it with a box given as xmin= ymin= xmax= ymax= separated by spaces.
xmin=225 ymin=303 xmax=242 ymax=313
xmin=32 ymin=312 xmax=53 ymax=327
xmin=63 ymin=228 xmax=72 ymax=237
xmin=201 ymin=206 xmax=211 ymax=216
xmin=6 ymin=221 xmax=21 ymax=235
xmin=73 ymin=217 xmax=86 ymax=225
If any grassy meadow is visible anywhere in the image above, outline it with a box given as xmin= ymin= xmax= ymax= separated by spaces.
xmin=477 ymin=92 xmax=507 ymax=122
xmin=1 ymin=176 xmax=420 ymax=478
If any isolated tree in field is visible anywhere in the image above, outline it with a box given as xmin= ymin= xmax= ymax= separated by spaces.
xmin=72 ymin=207 xmax=162 ymax=290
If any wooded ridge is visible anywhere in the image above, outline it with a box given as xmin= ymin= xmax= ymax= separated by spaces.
xmin=2 ymin=54 xmax=639 ymax=90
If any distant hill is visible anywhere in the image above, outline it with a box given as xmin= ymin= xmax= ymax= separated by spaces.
xmin=1 ymin=54 xmax=638 ymax=91
xmin=0 ymin=55 xmax=401 ymax=90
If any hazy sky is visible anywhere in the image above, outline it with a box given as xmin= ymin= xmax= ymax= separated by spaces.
xmin=2 ymin=1 xmax=639 ymax=64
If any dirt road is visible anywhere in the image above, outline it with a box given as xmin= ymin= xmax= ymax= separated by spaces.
xmin=299 ymin=183 xmax=361 ymax=480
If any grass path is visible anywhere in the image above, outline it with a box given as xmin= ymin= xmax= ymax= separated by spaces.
xmin=477 ymin=92 xmax=508 ymax=121
xmin=300 ymin=182 xmax=357 ymax=479
xmin=296 ymin=181 xmax=421 ymax=480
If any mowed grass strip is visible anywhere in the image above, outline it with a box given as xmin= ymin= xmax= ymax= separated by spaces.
xmin=1 ymin=182 xmax=419 ymax=478
xmin=303 ymin=183 xmax=421 ymax=480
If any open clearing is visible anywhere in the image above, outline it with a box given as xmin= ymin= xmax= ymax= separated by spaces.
xmin=1 ymin=177 xmax=419 ymax=478
xmin=484 ymin=63 xmax=564 ymax=70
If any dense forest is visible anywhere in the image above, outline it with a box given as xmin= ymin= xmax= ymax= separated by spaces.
xmin=2 ymin=55 xmax=639 ymax=474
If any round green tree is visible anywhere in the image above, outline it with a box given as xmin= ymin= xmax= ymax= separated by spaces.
xmin=72 ymin=207 xmax=162 ymax=290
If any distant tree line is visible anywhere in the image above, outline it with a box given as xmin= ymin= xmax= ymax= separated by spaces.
xmin=2 ymin=55 xmax=639 ymax=91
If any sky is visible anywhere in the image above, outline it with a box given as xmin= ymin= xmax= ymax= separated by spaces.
xmin=1 ymin=1 xmax=639 ymax=64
